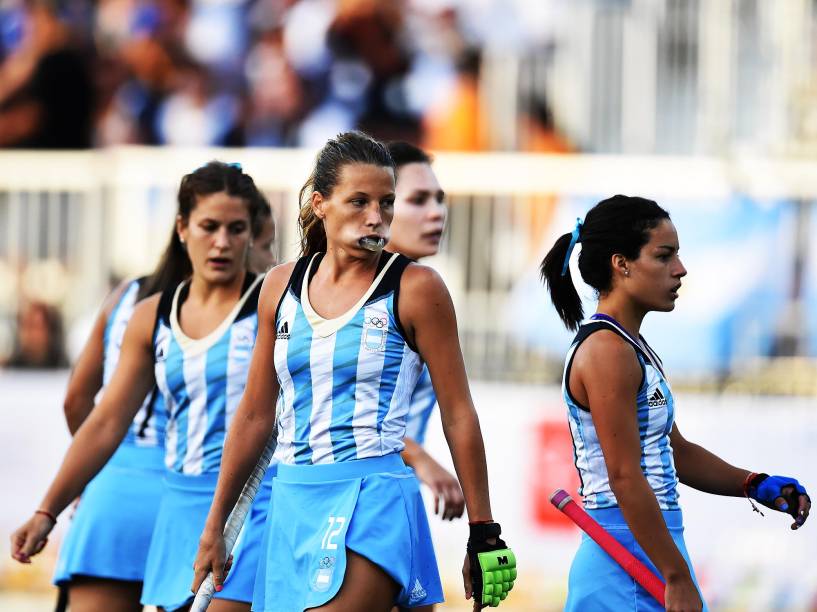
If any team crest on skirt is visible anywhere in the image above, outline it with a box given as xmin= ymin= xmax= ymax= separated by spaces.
xmin=311 ymin=555 xmax=336 ymax=592
xmin=362 ymin=309 xmax=388 ymax=352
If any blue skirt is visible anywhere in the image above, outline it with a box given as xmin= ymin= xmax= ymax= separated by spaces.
xmin=53 ymin=443 xmax=165 ymax=585
xmin=252 ymin=453 xmax=443 ymax=612
xmin=140 ymin=466 xmax=275 ymax=610
xmin=565 ymin=507 xmax=708 ymax=611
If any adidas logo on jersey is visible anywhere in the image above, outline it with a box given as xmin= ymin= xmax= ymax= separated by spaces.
xmin=409 ymin=579 xmax=427 ymax=603
xmin=648 ymin=388 xmax=668 ymax=408
xmin=277 ymin=321 xmax=290 ymax=340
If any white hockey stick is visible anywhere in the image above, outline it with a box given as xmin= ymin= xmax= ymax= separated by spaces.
xmin=190 ymin=431 xmax=277 ymax=612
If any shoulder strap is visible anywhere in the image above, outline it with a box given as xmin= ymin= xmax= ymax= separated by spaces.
xmin=374 ymin=253 xmax=415 ymax=351
xmin=274 ymin=256 xmax=311 ymax=324
xmin=237 ymin=273 xmax=265 ymax=320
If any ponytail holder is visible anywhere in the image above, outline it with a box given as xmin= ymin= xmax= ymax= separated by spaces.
xmin=227 ymin=162 xmax=242 ymax=171
xmin=560 ymin=217 xmax=583 ymax=276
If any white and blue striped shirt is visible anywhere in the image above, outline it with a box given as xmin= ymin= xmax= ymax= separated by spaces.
xmin=563 ymin=316 xmax=679 ymax=510
xmin=103 ymin=278 xmax=166 ymax=448
xmin=153 ymin=274 xmax=263 ymax=475
xmin=273 ymin=252 xmax=424 ymax=465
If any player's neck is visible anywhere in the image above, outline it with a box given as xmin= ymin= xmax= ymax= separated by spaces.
xmin=187 ymin=270 xmax=247 ymax=305
xmin=320 ymin=246 xmax=381 ymax=283
xmin=595 ymin=296 xmax=646 ymax=339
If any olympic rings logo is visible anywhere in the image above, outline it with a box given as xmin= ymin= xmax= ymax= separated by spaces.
xmin=364 ymin=316 xmax=387 ymax=328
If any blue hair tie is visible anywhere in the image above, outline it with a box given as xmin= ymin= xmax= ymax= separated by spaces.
xmin=560 ymin=217 xmax=583 ymax=276
xmin=227 ymin=162 xmax=242 ymax=170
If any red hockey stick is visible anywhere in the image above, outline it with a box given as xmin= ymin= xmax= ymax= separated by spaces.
xmin=550 ymin=489 xmax=666 ymax=606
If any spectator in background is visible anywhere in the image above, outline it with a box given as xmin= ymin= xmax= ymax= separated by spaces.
xmin=0 ymin=0 xmax=93 ymax=148
xmin=326 ymin=0 xmax=421 ymax=142
xmin=5 ymin=300 xmax=68 ymax=369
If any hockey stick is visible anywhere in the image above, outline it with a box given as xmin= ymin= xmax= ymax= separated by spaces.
xmin=190 ymin=431 xmax=278 ymax=612
xmin=549 ymin=489 xmax=665 ymax=606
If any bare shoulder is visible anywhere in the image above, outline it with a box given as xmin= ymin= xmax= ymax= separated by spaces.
xmin=400 ymin=261 xmax=448 ymax=298
xmin=573 ymin=329 xmax=641 ymax=383
xmin=130 ymin=293 xmax=161 ymax=330
xmin=258 ymin=261 xmax=297 ymax=314
xmin=100 ymin=278 xmax=137 ymax=320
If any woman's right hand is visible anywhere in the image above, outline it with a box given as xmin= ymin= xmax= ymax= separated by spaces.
xmin=664 ymin=574 xmax=703 ymax=612
xmin=10 ymin=513 xmax=56 ymax=563
xmin=191 ymin=527 xmax=229 ymax=594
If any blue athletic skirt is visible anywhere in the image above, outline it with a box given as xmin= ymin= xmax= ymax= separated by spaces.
xmin=252 ymin=453 xmax=443 ymax=612
xmin=565 ymin=507 xmax=708 ymax=611
xmin=53 ymin=443 xmax=165 ymax=585
xmin=140 ymin=466 xmax=276 ymax=610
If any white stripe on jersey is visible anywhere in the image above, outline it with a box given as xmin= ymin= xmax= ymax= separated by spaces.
xmin=226 ymin=318 xmax=255 ymax=432
xmin=351 ymin=303 xmax=389 ymax=457
xmin=182 ymin=351 xmax=208 ymax=475
xmin=379 ymin=344 xmax=422 ymax=453
xmin=155 ymin=325 xmax=177 ymax=468
xmin=273 ymin=295 xmax=298 ymax=464
xmin=307 ymin=332 xmax=337 ymax=463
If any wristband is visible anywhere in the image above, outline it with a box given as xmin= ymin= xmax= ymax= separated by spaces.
xmin=35 ymin=509 xmax=57 ymax=524
xmin=467 ymin=521 xmax=516 ymax=607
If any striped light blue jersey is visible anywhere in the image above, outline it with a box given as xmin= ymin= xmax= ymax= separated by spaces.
xmin=404 ymin=366 xmax=436 ymax=445
xmin=103 ymin=278 xmax=166 ymax=447
xmin=563 ymin=316 xmax=679 ymax=510
xmin=273 ymin=252 xmax=424 ymax=465
xmin=153 ymin=274 xmax=264 ymax=475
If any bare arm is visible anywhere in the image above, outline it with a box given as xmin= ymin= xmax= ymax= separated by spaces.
xmin=63 ymin=281 xmax=131 ymax=434
xmin=192 ymin=265 xmax=291 ymax=591
xmin=671 ymin=424 xmax=749 ymax=496
xmin=10 ymin=295 xmax=159 ymax=562
xmin=400 ymin=265 xmax=491 ymax=522
xmin=573 ymin=331 xmax=701 ymax=610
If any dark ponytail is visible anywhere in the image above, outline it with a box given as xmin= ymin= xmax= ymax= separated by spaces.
xmin=541 ymin=231 xmax=585 ymax=331
xmin=298 ymin=131 xmax=394 ymax=257
xmin=138 ymin=161 xmax=267 ymax=299
xmin=540 ymin=195 xmax=670 ymax=331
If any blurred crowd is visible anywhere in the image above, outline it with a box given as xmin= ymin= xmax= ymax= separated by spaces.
xmin=0 ymin=0 xmax=568 ymax=151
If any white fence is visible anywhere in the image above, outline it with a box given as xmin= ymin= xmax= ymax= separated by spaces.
xmin=3 ymin=148 xmax=817 ymax=382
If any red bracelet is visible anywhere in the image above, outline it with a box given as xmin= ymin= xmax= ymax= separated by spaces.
xmin=743 ymin=472 xmax=758 ymax=497
xmin=35 ymin=509 xmax=57 ymax=524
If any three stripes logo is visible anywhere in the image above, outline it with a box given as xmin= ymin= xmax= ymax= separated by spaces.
xmin=647 ymin=387 xmax=668 ymax=408
xmin=277 ymin=321 xmax=290 ymax=340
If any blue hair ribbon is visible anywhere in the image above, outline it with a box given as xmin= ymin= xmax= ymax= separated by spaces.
xmin=560 ymin=217 xmax=583 ymax=276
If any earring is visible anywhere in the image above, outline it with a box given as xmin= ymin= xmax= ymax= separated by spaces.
xmin=624 ymin=269 xmax=630 ymax=277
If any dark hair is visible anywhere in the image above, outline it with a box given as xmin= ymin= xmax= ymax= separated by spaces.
xmin=7 ymin=301 xmax=67 ymax=369
xmin=387 ymin=141 xmax=432 ymax=171
xmin=540 ymin=195 xmax=671 ymax=331
xmin=298 ymin=131 xmax=394 ymax=257
xmin=139 ymin=161 xmax=267 ymax=299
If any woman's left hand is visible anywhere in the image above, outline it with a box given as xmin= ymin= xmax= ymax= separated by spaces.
xmin=190 ymin=528 xmax=232 ymax=594
xmin=748 ymin=473 xmax=811 ymax=529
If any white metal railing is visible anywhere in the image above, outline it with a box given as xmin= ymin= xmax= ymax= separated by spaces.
xmin=2 ymin=147 xmax=816 ymax=382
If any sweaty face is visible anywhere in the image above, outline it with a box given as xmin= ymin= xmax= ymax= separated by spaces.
xmin=316 ymin=163 xmax=395 ymax=255
xmin=178 ymin=191 xmax=252 ymax=285
xmin=387 ymin=162 xmax=446 ymax=260
xmin=249 ymin=215 xmax=276 ymax=273
xmin=623 ymin=219 xmax=687 ymax=313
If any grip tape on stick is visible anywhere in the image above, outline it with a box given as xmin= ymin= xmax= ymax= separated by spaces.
xmin=549 ymin=489 xmax=666 ymax=607
xmin=190 ymin=432 xmax=278 ymax=612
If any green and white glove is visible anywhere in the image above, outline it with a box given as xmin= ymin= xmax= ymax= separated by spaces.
xmin=467 ymin=522 xmax=516 ymax=607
